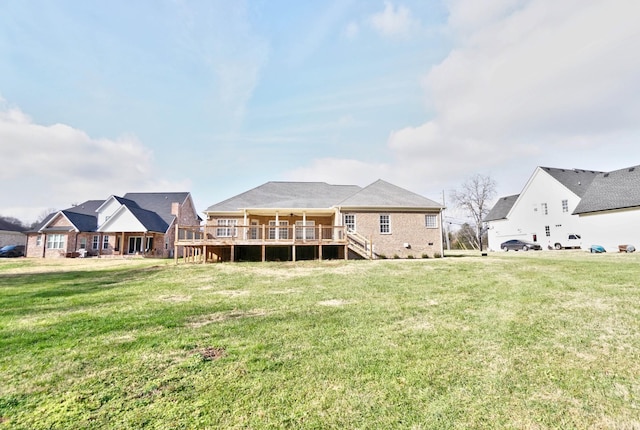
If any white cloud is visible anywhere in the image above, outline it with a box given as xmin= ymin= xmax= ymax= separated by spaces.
xmin=0 ymin=100 xmax=189 ymax=222
xmin=290 ymin=0 xmax=640 ymax=198
xmin=370 ymin=1 xmax=418 ymax=38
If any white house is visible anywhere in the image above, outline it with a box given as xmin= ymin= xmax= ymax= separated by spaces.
xmin=485 ymin=167 xmax=601 ymax=251
xmin=573 ymin=165 xmax=640 ymax=252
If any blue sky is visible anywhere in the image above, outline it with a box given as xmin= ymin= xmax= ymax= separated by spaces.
xmin=2 ymin=0 xmax=640 ymax=222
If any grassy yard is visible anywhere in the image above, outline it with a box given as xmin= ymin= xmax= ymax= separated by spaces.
xmin=1 ymin=252 xmax=639 ymax=429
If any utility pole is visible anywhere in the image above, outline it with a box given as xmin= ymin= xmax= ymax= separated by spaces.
xmin=442 ymin=190 xmax=450 ymax=251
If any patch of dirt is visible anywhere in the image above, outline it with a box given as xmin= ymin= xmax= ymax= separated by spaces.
xmin=193 ymin=346 xmax=226 ymax=361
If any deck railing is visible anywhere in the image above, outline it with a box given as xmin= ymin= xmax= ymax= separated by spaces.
xmin=176 ymin=224 xmax=347 ymax=244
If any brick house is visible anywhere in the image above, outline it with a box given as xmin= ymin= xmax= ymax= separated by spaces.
xmin=175 ymin=180 xmax=444 ymax=262
xmin=26 ymin=192 xmax=199 ymax=258
xmin=0 ymin=219 xmax=26 ymax=248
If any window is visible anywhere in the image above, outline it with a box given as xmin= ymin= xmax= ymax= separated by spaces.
xmin=36 ymin=235 xmax=42 ymax=246
xmin=379 ymin=215 xmax=390 ymax=234
xmin=103 ymin=235 xmax=110 ymax=250
xmin=46 ymin=234 xmax=64 ymax=249
xmin=344 ymin=214 xmax=356 ymax=232
xmin=269 ymin=220 xmax=289 ymax=240
xmin=541 ymin=203 xmax=548 ymax=215
xmin=425 ymin=214 xmax=438 ymax=228
xmin=216 ymin=219 xmax=237 ymax=237
xmin=562 ymin=199 xmax=569 ymax=213
xmin=93 ymin=235 xmax=100 ymax=250
xmin=79 ymin=237 xmax=87 ymax=249
xmin=295 ymin=221 xmax=315 ymax=240
xmin=545 ymin=226 xmax=551 ymax=237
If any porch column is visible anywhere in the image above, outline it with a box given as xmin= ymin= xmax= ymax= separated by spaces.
xmin=142 ymin=232 xmax=147 ymax=256
xmin=243 ymin=210 xmax=248 ymax=239
xmin=120 ymin=232 xmax=125 ymax=256
xmin=302 ymin=212 xmax=307 ymax=243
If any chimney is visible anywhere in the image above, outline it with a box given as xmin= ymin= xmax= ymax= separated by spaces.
xmin=171 ymin=202 xmax=180 ymax=218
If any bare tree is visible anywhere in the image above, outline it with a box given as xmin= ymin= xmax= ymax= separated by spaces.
xmin=451 ymin=174 xmax=496 ymax=252
xmin=30 ymin=208 xmax=58 ymax=229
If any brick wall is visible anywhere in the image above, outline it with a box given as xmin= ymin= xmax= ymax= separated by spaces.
xmin=344 ymin=211 xmax=443 ymax=258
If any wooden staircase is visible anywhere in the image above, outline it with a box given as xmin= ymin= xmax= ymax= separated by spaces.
xmin=346 ymin=230 xmax=375 ymax=259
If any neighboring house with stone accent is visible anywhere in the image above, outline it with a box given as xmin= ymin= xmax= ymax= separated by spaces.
xmin=0 ymin=219 xmax=27 ymax=248
xmin=26 ymin=192 xmax=198 ymax=258
xmin=485 ymin=167 xmax=601 ymax=251
xmin=175 ymin=179 xmax=444 ymax=262
xmin=573 ymin=165 xmax=640 ymax=251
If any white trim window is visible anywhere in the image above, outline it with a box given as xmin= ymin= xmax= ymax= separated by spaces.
xmin=92 ymin=235 xmax=100 ymax=250
xmin=216 ymin=219 xmax=237 ymax=237
xmin=562 ymin=199 xmax=569 ymax=213
xmin=269 ymin=220 xmax=289 ymax=240
xmin=79 ymin=237 xmax=87 ymax=249
xmin=103 ymin=235 xmax=110 ymax=250
xmin=541 ymin=203 xmax=548 ymax=215
xmin=36 ymin=235 xmax=42 ymax=246
xmin=47 ymin=234 xmax=65 ymax=249
xmin=425 ymin=214 xmax=438 ymax=229
xmin=379 ymin=214 xmax=390 ymax=234
xmin=344 ymin=214 xmax=356 ymax=232
xmin=295 ymin=220 xmax=315 ymax=240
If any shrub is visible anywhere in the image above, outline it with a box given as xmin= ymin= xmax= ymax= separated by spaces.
xmin=378 ymin=254 xmax=387 ymax=259
xmin=421 ymin=253 xmax=429 ymax=259
xmin=393 ymin=254 xmax=400 ymax=259
xmin=434 ymin=252 xmax=442 ymax=258
xmin=407 ymin=254 xmax=414 ymax=259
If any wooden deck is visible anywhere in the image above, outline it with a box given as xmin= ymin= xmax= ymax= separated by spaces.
xmin=174 ymin=224 xmax=350 ymax=262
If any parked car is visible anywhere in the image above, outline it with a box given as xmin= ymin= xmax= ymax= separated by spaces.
xmin=553 ymin=234 xmax=582 ymax=250
xmin=590 ymin=245 xmax=606 ymax=253
xmin=500 ymin=239 xmax=542 ymax=251
xmin=0 ymin=245 xmax=25 ymax=257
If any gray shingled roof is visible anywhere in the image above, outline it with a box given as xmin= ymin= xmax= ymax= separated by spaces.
xmin=205 ymin=182 xmax=362 ymax=212
xmin=126 ymin=206 xmax=170 ymax=233
xmin=540 ymin=167 xmax=602 ymax=198
xmin=0 ymin=219 xmax=26 ymax=232
xmin=338 ymin=179 xmax=443 ymax=209
xmin=573 ymin=165 xmax=640 ymax=214
xmin=484 ymin=194 xmax=519 ymax=222
xmin=123 ymin=192 xmax=190 ymax=225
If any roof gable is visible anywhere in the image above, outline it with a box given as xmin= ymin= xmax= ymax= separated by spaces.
xmin=484 ymin=194 xmax=519 ymax=222
xmin=123 ymin=192 xmax=189 ymax=225
xmin=573 ymin=165 xmax=640 ymax=214
xmin=338 ymin=180 xmax=443 ymax=210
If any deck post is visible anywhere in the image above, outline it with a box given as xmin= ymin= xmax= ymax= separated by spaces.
xmin=292 ymin=245 xmax=296 ymax=262
xmin=262 ymin=244 xmax=266 ymax=262
xmin=319 ymin=243 xmax=323 ymax=261
xmin=202 ymin=245 xmax=206 ymax=263
xmin=230 ymin=245 xmax=235 ymax=262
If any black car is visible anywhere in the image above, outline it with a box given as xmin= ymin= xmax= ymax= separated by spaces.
xmin=0 ymin=245 xmax=25 ymax=257
xmin=500 ymin=239 xmax=542 ymax=251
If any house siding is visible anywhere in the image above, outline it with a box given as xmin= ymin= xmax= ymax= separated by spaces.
xmin=487 ymin=168 xmax=585 ymax=251
xmin=346 ymin=211 xmax=443 ymax=258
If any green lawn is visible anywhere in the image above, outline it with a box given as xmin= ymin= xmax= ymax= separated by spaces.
xmin=1 ymin=252 xmax=639 ymax=429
